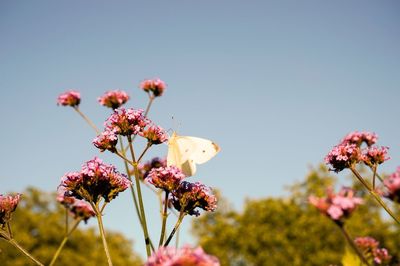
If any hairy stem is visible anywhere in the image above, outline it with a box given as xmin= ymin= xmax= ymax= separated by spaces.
xmin=159 ymin=192 xmax=169 ymax=247
xmin=164 ymin=212 xmax=185 ymax=247
xmin=337 ymin=223 xmax=371 ymax=266
xmin=7 ymin=238 xmax=44 ymax=266
xmin=92 ymin=202 xmax=113 ymax=266
xmin=73 ymin=107 xmax=100 ymax=134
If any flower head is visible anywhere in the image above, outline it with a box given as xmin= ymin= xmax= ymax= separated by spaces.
xmin=309 ymin=187 xmax=363 ymax=222
xmin=57 ymin=90 xmax=81 ymax=107
xmin=105 ymin=108 xmax=149 ymax=136
xmin=148 ymin=166 xmax=186 ymax=192
xmin=140 ymin=78 xmax=166 ymax=97
xmin=145 ymin=245 xmax=220 ymax=266
xmin=361 ymin=146 xmax=390 ymax=166
xmin=354 ymin=236 xmax=392 ymax=265
xmin=141 ymin=125 xmax=169 ymax=145
xmin=341 ymin=131 xmax=378 ymax=147
xmin=383 ymin=167 xmax=400 ymax=203
xmin=171 ymin=181 xmax=217 ymax=216
xmin=98 ymin=90 xmax=130 ymax=109
xmin=93 ymin=129 xmax=118 ymax=152
xmin=325 ymin=143 xmax=361 ymax=172
xmin=0 ymin=194 xmax=21 ymax=226
xmin=57 ymin=186 xmax=95 ymax=222
xmin=137 ymin=157 xmax=167 ymax=180
xmin=60 ymin=157 xmax=131 ymax=203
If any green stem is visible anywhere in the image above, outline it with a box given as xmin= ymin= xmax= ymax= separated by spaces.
xmin=159 ymin=192 xmax=169 ymax=247
xmin=350 ymin=167 xmax=400 ymax=224
xmin=73 ymin=107 xmax=100 ymax=135
xmin=372 ymin=164 xmax=377 ymax=190
xmin=127 ymin=135 xmax=152 ymax=257
xmin=65 ymin=208 xmax=69 ymax=235
xmin=49 ymin=219 xmax=81 ymax=266
xmin=92 ymin=202 xmax=113 ymax=266
xmin=7 ymin=238 xmax=44 ymax=266
xmin=164 ymin=212 xmax=185 ymax=247
xmin=337 ymin=223 xmax=371 ymax=266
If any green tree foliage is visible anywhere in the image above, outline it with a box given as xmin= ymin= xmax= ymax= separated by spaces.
xmin=192 ymin=165 xmax=400 ymax=266
xmin=0 ymin=187 xmax=142 ymax=266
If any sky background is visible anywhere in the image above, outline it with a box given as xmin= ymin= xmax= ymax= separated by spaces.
xmin=1 ymin=0 xmax=400 ymax=259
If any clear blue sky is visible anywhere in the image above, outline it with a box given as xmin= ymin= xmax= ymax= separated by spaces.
xmin=1 ymin=0 xmax=400 ymax=258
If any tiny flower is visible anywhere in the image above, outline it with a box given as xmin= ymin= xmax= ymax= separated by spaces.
xmin=98 ymin=90 xmax=130 ymax=109
xmin=0 ymin=194 xmax=21 ymax=226
xmin=361 ymin=146 xmax=390 ymax=166
xmin=171 ymin=181 xmax=217 ymax=216
xmin=309 ymin=187 xmax=363 ymax=222
xmin=93 ymin=129 xmax=118 ymax=152
xmin=383 ymin=167 xmax=400 ymax=203
xmin=140 ymin=78 xmax=166 ymax=97
xmin=60 ymin=157 xmax=131 ymax=203
xmin=354 ymin=236 xmax=379 ymax=252
xmin=148 ymin=166 xmax=186 ymax=192
xmin=57 ymin=186 xmax=95 ymax=222
xmin=145 ymin=245 xmax=220 ymax=266
xmin=57 ymin=90 xmax=81 ymax=107
xmin=105 ymin=108 xmax=149 ymax=136
xmin=354 ymin=236 xmax=392 ymax=265
xmin=341 ymin=131 xmax=378 ymax=147
xmin=373 ymin=248 xmax=392 ymax=265
xmin=141 ymin=124 xmax=169 ymax=145
xmin=325 ymin=143 xmax=361 ymax=172
xmin=137 ymin=157 xmax=167 ymax=180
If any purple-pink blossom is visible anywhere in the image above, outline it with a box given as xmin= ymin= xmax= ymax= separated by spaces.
xmin=60 ymin=157 xmax=131 ymax=203
xmin=171 ymin=181 xmax=217 ymax=216
xmin=309 ymin=187 xmax=363 ymax=222
xmin=137 ymin=157 xmax=167 ymax=180
xmin=325 ymin=143 xmax=361 ymax=172
xmin=105 ymin=108 xmax=149 ymax=136
xmin=57 ymin=90 xmax=81 ymax=107
xmin=148 ymin=166 xmax=186 ymax=192
xmin=361 ymin=146 xmax=390 ymax=166
xmin=355 ymin=236 xmax=392 ymax=265
xmin=0 ymin=194 xmax=21 ymax=225
xmin=341 ymin=131 xmax=378 ymax=147
xmin=57 ymin=186 xmax=95 ymax=221
xmin=93 ymin=129 xmax=118 ymax=152
xmin=98 ymin=90 xmax=130 ymax=109
xmin=383 ymin=167 xmax=400 ymax=203
xmin=145 ymin=245 xmax=220 ymax=266
xmin=141 ymin=125 xmax=169 ymax=145
xmin=140 ymin=78 xmax=166 ymax=97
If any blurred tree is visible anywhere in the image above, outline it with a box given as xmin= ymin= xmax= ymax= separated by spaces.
xmin=0 ymin=187 xmax=142 ymax=266
xmin=192 ymin=164 xmax=400 ymax=266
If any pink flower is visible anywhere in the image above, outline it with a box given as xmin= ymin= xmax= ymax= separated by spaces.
xmin=140 ymin=78 xmax=166 ymax=97
xmin=93 ymin=129 xmax=118 ymax=152
xmin=141 ymin=125 xmax=169 ymax=145
xmin=105 ymin=108 xmax=149 ymax=136
xmin=138 ymin=157 xmax=167 ymax=180
xmin=145 ymin=245 xmax=220 ymax=266
xmin=57 ymin=186 xmax=95 ymax=222
xmin=57 ymin=90 xmax=81 ymax=107
xmin=98 ymin=90 xmax=130 ymax=109
xmin=361 ymin=146 xmax=390 ymax=166
xmin=148 ymin=166 xmax=186 ymax=192
xmin=354 ymin=236 xmax=392 ymax=265
xmin=309 ymin=187 xmax=363 ymax=222
xmin=373 ymin=248 xmax=391 ymax=265
xmin=341 ymin=131 xmax=378 ymax=147
xmin=60 ymin=157 xmax=131 ymax=203
xmin=354 ymin=236 xmax=379 ymax=252
xmin=383 ymin=167 xmax=400 ymax=203
xmin=171 ymin=181 xmax=217 ymax=216
xmin=0 ymin=194 xmax=21 ymax=225
xmin=325 ymin=143 xmax=361 ymax=172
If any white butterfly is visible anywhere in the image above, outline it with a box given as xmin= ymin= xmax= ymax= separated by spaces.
xmin=167 ymin=132 xmax=220 ymax=177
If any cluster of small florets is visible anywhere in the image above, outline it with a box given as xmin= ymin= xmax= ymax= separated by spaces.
xmin=59 ymin=157 xmax=131 ymax=203
xmin=309 ymin=187 xmax=363 ymax=222
xmin=354 ymin=236 xmax=392 ymax=265
xmin=147 ymin=166 xmax=186 ymax=192
xmin=145 ymin=245 xmax=220 ymax=266
xmin=57 ymin=90 xmax=81 ymax=107
xmin=98 ymin=90 xmax=130 ymax=109
xmin=140 ymin=78 xmax=166 ymax=97
xmin=140 ymin=124 xmax=169 ymax=145
xmin=0 ymin=194 xmax=21 ymax=226
xmin=383 ymin=167 xmax=400 ymax=203
xmin=138 ymin=157 xmax=167 ymax=180
xmin=93 ymin=129 xmax=119 ymax=152
xmin=105 ymin=108 xmax=149 ymax=136
xmin=325 ymin=131 xmax=389 ymax=172
xmin=57 ymin=186 xmax=95 ymax=221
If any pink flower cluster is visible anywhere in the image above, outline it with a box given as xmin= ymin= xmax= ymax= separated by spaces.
xmin=57 ymin=186 xmax=95 ymax=221
xmin=171 ymin=181 xmax=217 ymax=217
xmin=354 ymin=236 xmax=392 ymax=265
xmin=0 ymin=194 xmax=21 ymax=226
xmin=93 ymin=129 xmax=118 ymax=152
xmin=145 ymin=246 xmax=220 ymax=266
xmin=98 ymin=90 xmax=130 ymax=109
xmin=147 ymin=166 xmax=186 ymax=192
xmin=383 ymin=167 xmax=400 ymax=203
xmin=140 ymin=125 xmax=169 ymax=145
xmin=57 ymin=90 xmax=81 ymax=107
xmin=309 ymin=187 xmax=363 ymax=222
xmin=325 ymin=131 xmax=389 ymax=172
xmin=140 ymin=78 xmax=166 ymax=97
xmin=59 ymin=157 xmax=131 ymax=203
xmin=138 ymin=157 xmax=167 ymax=180
xmin=105 ymin=108 xmax=149 ymax=136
